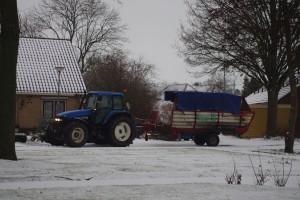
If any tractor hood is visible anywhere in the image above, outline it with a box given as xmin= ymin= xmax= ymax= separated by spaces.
xmin=56 ymin=109 xmax=92 ymax=119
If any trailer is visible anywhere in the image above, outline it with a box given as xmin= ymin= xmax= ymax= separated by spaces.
xmin=136 ymin=91 xmax=255 ymax=146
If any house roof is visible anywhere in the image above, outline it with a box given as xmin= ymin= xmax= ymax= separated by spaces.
xmin=246 ymin=78 xmax=300 ymax=105
xmin=17 ymin=38 xmax=86 ymax=95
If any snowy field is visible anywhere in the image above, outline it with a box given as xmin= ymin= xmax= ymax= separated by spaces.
xmin=0 ymin=135 xmax=300 ymax=200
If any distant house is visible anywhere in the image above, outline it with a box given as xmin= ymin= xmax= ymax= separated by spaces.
xmin=16 ymin=38 xmax=86 ymax=132
xmin=245 ymin=77 xmax=300 ymax=138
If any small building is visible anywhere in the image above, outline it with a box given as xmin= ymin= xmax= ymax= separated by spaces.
xmin=16 ymin=38 xmax=86 ymax=132
xmin=245 ymin=78 xmax=300 ymax=138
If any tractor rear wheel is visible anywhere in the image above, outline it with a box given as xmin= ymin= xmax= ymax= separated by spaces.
xmin=64 ymin=122 xmax=88 ymax=147
xmin=106 ymin=116 xmax=134 ymax=147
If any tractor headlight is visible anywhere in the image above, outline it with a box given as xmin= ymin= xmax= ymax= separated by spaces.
xmin=54 ymin=118 xmax=63 ymax=122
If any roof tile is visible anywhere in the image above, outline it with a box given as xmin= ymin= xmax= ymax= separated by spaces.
xmin=17 ymin=38 xmax=86 ymax=94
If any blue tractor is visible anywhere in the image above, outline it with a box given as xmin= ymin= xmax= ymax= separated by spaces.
xmin=42 ymin=91 xmax=135 ymax=147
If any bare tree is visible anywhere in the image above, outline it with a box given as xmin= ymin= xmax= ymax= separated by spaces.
xmin=21 ymin=0 xmax=127 ymax=73
xmin=0 ymin=0 xmax=19 ymax=160
xmin=282 ymin=0 xmax=299 ymax=153
xmin=177 ymin=0 xmax=300 ymax=143
xmin=84 ymin=53 xmax=128 ymax=92
xmin=84 ymin=52 xmax=159 ymax=118
xmin=195 ymin=72 xmax=238 ymax=94
xmin=242 ymin=76 xmax=262 ymax=97
xmin=125 ymin=57 xmax=160 ymax=118
xmin=19 ymin=14 xmax=44 ymax=38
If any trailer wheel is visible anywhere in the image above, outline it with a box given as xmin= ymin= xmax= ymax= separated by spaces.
xmin=106 ymin=116 xmax=134 ymax=147
xmin=64 ymin=122 xmax=88 ymax=147
xmin=43 ymin=124 xmax=64 ymax=146
xmin=194 ymin=135 xmax=206 ymax=145
xmin=206 ymin=134 xmax=220 ymax=146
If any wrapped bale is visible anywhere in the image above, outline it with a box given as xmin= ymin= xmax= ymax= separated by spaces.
xmin=157 ymin=101 xmax=174 ymax=125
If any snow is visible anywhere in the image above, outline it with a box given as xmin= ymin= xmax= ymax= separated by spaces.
xmin=245 ymin=77 xmax=300 ymax=105
xmin=1 ymin=135 xmax=300 ymax=200
xmin=17 ymin=38 xmax=86 ymax=94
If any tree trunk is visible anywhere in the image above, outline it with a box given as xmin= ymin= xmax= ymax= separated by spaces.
xmin=266 ymin=88 xmax=279 ymax=138
xmin=283 ymin=0 xmax=297 ymax=153
xmin=0 ymin=0 xmax=19 ymax=160
xmin=285 ymin=75 xmax=297 ymax=153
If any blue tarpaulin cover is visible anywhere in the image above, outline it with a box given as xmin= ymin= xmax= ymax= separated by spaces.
xmin=164 ymin=91 xmax=241 ymax=114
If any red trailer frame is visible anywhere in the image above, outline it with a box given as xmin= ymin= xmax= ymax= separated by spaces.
xmin=135 ymin=92 xmax=255 ymax=146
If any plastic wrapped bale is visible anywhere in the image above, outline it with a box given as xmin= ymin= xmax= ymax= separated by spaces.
xmin=158 ymin=101 xmax=174 ymax=125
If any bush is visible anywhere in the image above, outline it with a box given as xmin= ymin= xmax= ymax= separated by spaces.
xmin=225 ymin=155 xmax=242 ymax=184
xmin=36 ymin=118 xmax=51 ymax=133
xmin=249 ymin=152 xmax=270 ymax=185
xmin=273 ymin=157 xmax=293 ymax=187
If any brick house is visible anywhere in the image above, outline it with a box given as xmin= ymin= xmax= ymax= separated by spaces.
xmin=244 ymin=77 xmax=300 ymax=138
xmin=16 ymin=38 xmax=86 ymax=132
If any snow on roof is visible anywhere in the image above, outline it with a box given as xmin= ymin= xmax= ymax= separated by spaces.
xmin=193 ymin=84 xmax=212 ymax=92
xmin=161 ymin=83 xmax=198 ymax=93
xmin=246 ymin=79 xmax=300 ymax=105
xmin=17 ymin=38 xmax=86 ymax=95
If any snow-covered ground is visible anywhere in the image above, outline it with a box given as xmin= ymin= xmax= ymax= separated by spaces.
xmin=1 ymin=135 xmax=300 ymax=200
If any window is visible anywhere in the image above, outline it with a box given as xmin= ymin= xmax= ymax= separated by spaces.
xmin=94 ymin=96 xmax=112 ymax=123
xmin=113 ymin=96 xmax=123 ymax=110
xmin=43 ymin=101 xmax=65 ymax=118
xmin=96 ymin=96 xmax=112 ymax=110
xmin=82 ymin=94 xmax=98 ymax=109
xmin=43 ymin=101 xmax=53 ymax=119
xmin=56 ymin=102 xmax=65 ymax=115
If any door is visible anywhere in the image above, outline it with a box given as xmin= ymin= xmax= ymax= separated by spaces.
xmin=94 ymin=95 xmax=113 ymax=124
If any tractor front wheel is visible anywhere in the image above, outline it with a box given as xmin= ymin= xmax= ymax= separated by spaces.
xmin=64 ymin=122 xmax=88 ymax=147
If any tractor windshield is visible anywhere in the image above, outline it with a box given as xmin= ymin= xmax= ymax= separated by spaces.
xmin=81 ymin=94 xmax=98 ymax=109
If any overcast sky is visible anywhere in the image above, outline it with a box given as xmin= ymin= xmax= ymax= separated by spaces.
xmin=116 ymin=0 xmax=199 ymax=84
xmin=17 ymin=0 xmax=200 ymax=85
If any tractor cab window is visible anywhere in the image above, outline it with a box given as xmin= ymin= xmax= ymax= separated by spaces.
xmin=113 ymin=96 xmax=123 ymax=110
xmin=82 ymin=94 xmax=98 ymax=109
xmin=96 ymin=95 xmax=112 ymax=110
xmin=94 ymin=95 xmax=113 ymax=123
